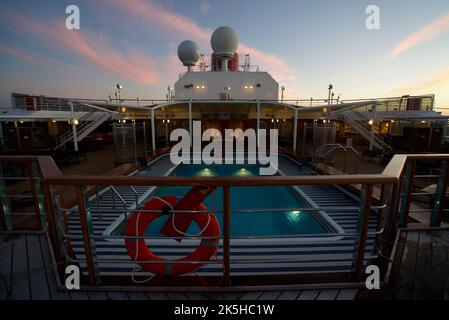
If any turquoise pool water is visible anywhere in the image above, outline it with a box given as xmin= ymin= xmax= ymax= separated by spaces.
xmin=145 ymin=164 xmax=327 ymax=237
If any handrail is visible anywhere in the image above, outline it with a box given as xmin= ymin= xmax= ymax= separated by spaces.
xmin=1 ymin=153 xmax=448 ymax=287
xmin=110 ymin=186 xmax=127 ymax=207
xmin=1 ymin=154 xmax=447 ymax=185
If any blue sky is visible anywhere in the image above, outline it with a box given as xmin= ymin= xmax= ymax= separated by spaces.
xmin=1 ymin=0 xmax=449 ymax=111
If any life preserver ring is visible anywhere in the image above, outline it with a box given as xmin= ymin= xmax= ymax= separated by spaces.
xmin=125 ymin=196 xmax=220 ymax=276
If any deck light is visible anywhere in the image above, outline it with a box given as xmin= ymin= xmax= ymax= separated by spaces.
xmin=250 ymin=86 xmax=253 ymax=89
xmin=271 ymin=119 xmax=275 ymax=123
xmin=244 ymin=86 xmax=248 ymax=89
xmin=201 ymin=85 xmax=205 ymax=89
xmin=368 ymin=120 xmax=374 ymax=125
xmin=72 ymin=119 xmax=79 ymax=125
xmin=167 ymin=119 xmax=170 ymax=123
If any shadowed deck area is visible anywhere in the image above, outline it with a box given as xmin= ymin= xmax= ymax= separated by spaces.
xmin=0 ymin=233 xmax=360 ymax=300
xmin=387 ymin=228 xmax=449 ymax=299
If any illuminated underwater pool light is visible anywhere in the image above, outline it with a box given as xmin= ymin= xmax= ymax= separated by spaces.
xmin=286 ymin=210 xmax=302 ymax=223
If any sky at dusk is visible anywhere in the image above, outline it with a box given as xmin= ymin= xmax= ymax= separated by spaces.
xmin=0 ymin=0 xmax=449 ymax=112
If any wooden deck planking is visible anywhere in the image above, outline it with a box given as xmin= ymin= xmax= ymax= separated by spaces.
xmin=297 ymin=289 xmax=320 ymax=300
xmin=388 ymin=229 xmax=449 ymax=300
xmin=87 ymin=291 xmax=109 ymax=300
xmin=0 ymin=239 xmax=13 ymax=300
xmin=26 ymin=235 xmax=51 ymax=300
xmin=105 ymin=291 xmax=130 ymax=300
xmin=11 ymin=236 xmax=31 ymax=300
xmin=125 ymin=292 xmax=150 ymax=300
xmin=413 ymin=232 xmax=432 ymax=299
xmin=238 ymin=291 xmax=263 ymax=300
xmin=336 ymin=288 xmax=359 ymax=300
xmin=316 ymin=289 xmax=340 ymax=300
xmin=0 ymin=233 xmax=360 ymax=300
xmin=257 ymin=291 xmax=283 ymax=300
xmin=277 ymin=290 xmax=301 ymax=300
xmin=146 ymin=292 xmax=170 ymax=300
xmin=37 ymin=235 xmax=71 ymax=300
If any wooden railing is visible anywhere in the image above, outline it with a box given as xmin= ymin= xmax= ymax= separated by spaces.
xmin=0 ymin=154 xmax=448 ymax=288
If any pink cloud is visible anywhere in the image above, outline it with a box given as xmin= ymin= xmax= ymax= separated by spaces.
xmin=105 ymin=0 xmax=300 ymax=94
xmin=0 ymin=44 xmax=82 ymax=73
xmin=393 ymin=65 xmax=449 ymax=94
xmin=391 ymin=11 xmax=449 ymax=59
xmin=1 ymin=6 xmax=159 ymax=87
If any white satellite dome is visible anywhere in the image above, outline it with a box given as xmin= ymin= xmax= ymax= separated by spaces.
xmin=177 ymin=40 xmax=200 ymax=67
xmin=211 ymin=26 xmax=239 ymax=59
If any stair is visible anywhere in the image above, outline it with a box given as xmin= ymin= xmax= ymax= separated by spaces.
xmin=342 ymin=110 xmax=392 ymax=151
xmin=54 ymin=112 xmax=111 ymax=150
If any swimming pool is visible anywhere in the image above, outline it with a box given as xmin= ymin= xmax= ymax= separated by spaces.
xmin=139 ymin=163 xmax=337 ymax=237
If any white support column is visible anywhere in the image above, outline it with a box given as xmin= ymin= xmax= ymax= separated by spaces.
xmin=369 ymin=102 xmax=378 ymax=151
xmin=72 ymin=122 xmax=78 ymax=152
xmin=0 ymin=122 xmax=4 ymax=146
xmin=68 ymin=101 xmax=78 ymax=152
xmin=369 ymin=124 xmax=375 ymax=151
xmin=189 ymin=100 xmax=192 ymax=147
xmin=256 ymin=100 xmax=260 ymax=148
xmin=293 ymin=109 xmax=298 ymax=153
xmin=151 ymin=108 xmax=156 ymax=155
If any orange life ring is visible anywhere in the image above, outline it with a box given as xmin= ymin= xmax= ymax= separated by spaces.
xmin=125 ymin=196 xmax=220 ymax=276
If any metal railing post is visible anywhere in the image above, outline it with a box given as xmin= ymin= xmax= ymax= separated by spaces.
xmin=41 ymin=183 xmax=64 ymax=270
xmin=221 ymin=186 xmax=231 ymax=287
xmin=399 ymin=160 xmax=415 ymax=227
xmin=75 ymin=185 xmax=100 ymax=285
xmin=377 ymin=182 xmax=399 ymax=277
xmin=352 ymin=184 xmax=374 ymax=281
xmin=431 ymin=160 xmax=448 ymax=227
xmin=95 ymin=186 xmax=103 ymax=221
xmin=0 ymin=163 xmax=13 ymax=230
xmin=26 ymin=162 xmax=46 ymax=230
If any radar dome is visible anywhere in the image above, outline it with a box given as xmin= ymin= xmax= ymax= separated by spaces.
xmin=177 ymin=40 xmax=200 ymax=67
xmin=211 ymin=26 xmax=239 ymax=59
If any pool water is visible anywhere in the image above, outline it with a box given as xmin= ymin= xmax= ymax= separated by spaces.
xmin=143 ymin=164 xmax=328 ymax=237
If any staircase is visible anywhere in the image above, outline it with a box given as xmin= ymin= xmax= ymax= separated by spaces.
xmin=54 ymin=112 xmax=111 ymax=150
xmin=341 ymin=110 xmax=392 ymax=151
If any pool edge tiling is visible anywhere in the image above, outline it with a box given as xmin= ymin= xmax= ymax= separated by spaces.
xmin=67 ymin=154 xmax=377 ymax=277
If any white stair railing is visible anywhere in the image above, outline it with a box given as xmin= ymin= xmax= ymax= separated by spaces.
xmin=342 ymin=110 xmax=393 ymax=151
xmin=54 ymin=112 xmax=112 ymax=150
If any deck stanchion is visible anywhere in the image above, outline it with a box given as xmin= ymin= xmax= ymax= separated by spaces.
xmin=0 ymin=162 xmax=13 ymax=230
xmin=222 ymin=185 xmax=231 ymax=287
xmin=151 ymin=108 xmax=156 ymax=155
xmin=431 ymin=160 xmax=448 ymax=227
xmin=26 ymin=162 xmax=46 ymax=230
xmin=293 ymin=109 xmax=298 ymax=154
xmin=76 ymin=185 xmax=100 ymax=285
xmin=41 ymin=183 xmax=64 ymax=270
xmin=398 ymin=160 xmax=415 ymax=227
xmin=378 ymin=183 xmax=399 ymax=276
xmin=352 ymin=184 xmax=374 ymax=281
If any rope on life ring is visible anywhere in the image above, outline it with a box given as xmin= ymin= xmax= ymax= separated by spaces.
xmin=125 ymin=196 xmax=220 ymax=277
